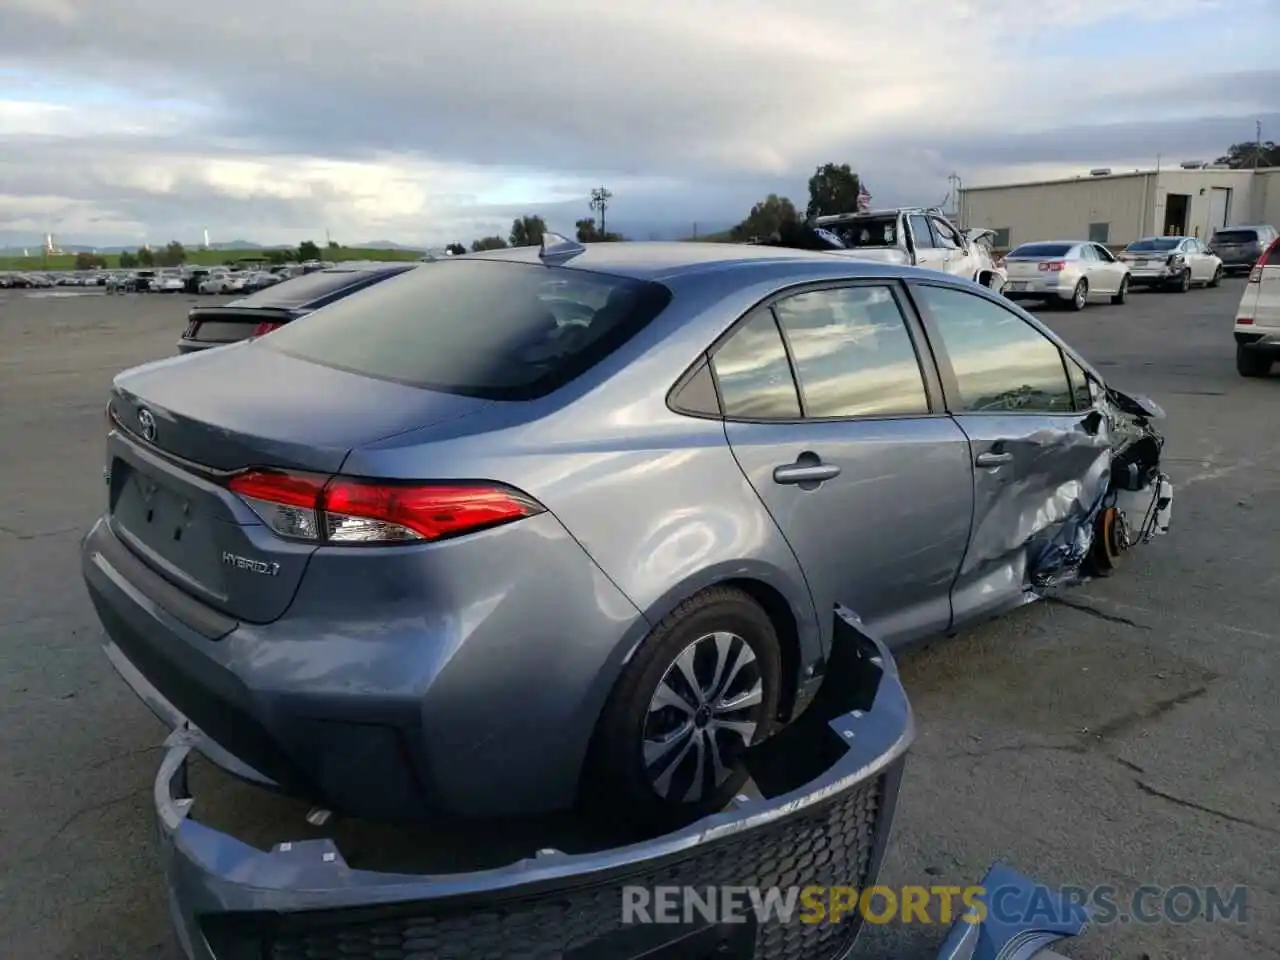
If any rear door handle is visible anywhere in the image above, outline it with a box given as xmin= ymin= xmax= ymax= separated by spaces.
xmin=773 ymin=461 xmax=841 ymax=485
xmin=975 ymin=451 xmax=1014 ymax=468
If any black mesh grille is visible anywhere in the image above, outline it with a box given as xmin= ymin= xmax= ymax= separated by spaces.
xmin=213 ymin=771 xmax=887 ymax=960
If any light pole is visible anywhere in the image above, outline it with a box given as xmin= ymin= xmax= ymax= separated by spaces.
xmin=589 ymin=186 xmax=613 ymax=238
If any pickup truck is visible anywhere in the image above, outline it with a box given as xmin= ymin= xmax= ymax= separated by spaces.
xmin=791 ymin=207 xmax=1004 ymax=289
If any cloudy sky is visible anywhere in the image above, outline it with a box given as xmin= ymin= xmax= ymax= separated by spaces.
xmin=2 ymin=0 xmax=1277 ymax=249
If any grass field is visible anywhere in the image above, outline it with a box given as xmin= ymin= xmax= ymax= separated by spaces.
xmin=0 ymin=246 xmax=425 ymax=272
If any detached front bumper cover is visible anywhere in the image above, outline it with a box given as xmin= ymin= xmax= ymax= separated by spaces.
xmin=157 ymin=605 xmax=914 ymax=960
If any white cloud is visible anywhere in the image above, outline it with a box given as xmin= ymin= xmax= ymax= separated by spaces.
xmin=0 ymin=0 xmax=1277 ymax=247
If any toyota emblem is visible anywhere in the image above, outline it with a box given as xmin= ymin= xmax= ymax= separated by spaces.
xmin=137 ymin=407 xmax=157 ymax=443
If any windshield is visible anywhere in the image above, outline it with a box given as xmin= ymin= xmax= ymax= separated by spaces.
xmin=820 ymin=217 xmax=898 ymax=248
xmin=1008 ymin=243 xmax=1074 ymax=258
xmin=1126 ymin=239 xmax=1180 ymax=252
xmin=263 ymin=259 xmax=673 ymax=400
xmin=1211 ymin=230 xmax=1259 ymax=244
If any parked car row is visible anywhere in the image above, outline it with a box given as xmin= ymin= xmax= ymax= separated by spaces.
xmin=1000 ymin=235 xmax=1228 ymax=310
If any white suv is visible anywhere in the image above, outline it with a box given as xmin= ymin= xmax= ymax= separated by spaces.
xmin=1234 ymin=237 xmax=1280 ymax=377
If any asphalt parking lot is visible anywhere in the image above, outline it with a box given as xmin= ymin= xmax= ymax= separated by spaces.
xmin=1 ymin=281 xmax=1277 ymax=960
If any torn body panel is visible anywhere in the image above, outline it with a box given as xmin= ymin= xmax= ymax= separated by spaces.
xmin=951 ymin=384 xmax=1169 ymax=619
xmin=157 ymin=608 xmax=912 ymax=960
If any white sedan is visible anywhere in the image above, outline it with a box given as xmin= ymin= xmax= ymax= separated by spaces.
xmin=1000 ymin=240 xmax=1131 ymax=310
xmin=1234 ymin=237 xmax=1280 ymax=377
xmin=153 ymin=271 xmax=187 ymax=293
xmin=198 ymin=273 xmax=247 ymax=295
xmin=1118 ymin=236 xmax=1223 ymax=292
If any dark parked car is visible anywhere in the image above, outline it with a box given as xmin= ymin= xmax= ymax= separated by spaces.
xmin=1210 ymin=224 xmax=1279 ymax=275
xmin=84 ymin=243 xmax=1169 ymax=830
xmin=177 ymin=262 xmax=419 ymax=353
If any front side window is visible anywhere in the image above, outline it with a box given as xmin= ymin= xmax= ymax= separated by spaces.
xmin=1063 ymin=355 xmax=1094 ymax=410
xmin=772 ymin=286 xmax=929 ymax=418
xmin=911 ymin=284 xmax=1074 ymax=413
xmin=710 ymin=308 xmax=801 ymax=419
xmin=908 ymin=215 xmax=935 ymax=249
xmin=930 ymin=218 xmax=961 ymax=250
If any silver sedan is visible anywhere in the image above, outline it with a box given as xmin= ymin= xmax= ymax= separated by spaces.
xmin=1001 ymin=240 xmax=1131 ymax=310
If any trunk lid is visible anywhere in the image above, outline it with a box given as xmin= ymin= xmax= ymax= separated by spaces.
xmin=183 ymin=306 xmax=300 ymax=347
xmin=106 ymin=343 xmax=494 ymax=622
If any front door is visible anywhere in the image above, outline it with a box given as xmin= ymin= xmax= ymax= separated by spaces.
xmin=907 ymin=281 xmax=1105 ymax=625
xmin=931 ymin=216 xmax=977 ymax=280
xmin=907 ymin=214 xmax=950 ymax=274
xmin=713 ymin=283 xmax=974 ymax=649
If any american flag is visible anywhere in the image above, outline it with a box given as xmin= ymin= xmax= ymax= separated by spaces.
xmin=856 ymin=181 xmax=872 ymax=212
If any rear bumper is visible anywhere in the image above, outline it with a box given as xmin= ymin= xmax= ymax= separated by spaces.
xmin=82 ymin=513 xmax=651 ymax=821
xmin=1235 ymin=330 xmax=1280 ymax=352
xmin=157 ymin=606 xmax=913 ymax=960
xmin=1127 ymin=267 xmax=1181 ymax=286
xmin=1002 ymin=280 xmax=1072 ymax=301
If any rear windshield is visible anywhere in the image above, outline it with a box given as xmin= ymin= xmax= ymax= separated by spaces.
xmin=1008 ymin=243 xmax=1074 ymax=258
xmin=1211 ymin=229 xmax=1259 ymax=244
xmin=261 ymin=259 xmax=673 ymax=399
xmin=235 ymin=267 xmax=403 ymax=309
xmin=1126 ymin=239 xmax=1179 ymax=252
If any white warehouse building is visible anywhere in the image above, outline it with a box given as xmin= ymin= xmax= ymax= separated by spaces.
xmin=957 ymin=164 xmax=1280 ymax=251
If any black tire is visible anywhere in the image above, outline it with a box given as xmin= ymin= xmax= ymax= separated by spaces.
xmin=1208 ymin=265 xmax=1223 ymax=288
xmin=583 ymin=586 xmax=782 ymax=832
xmin=1110 ymin=276 xmax=1130 ymax=305
xmin=1068 ymin=279 xmax=1088 ymax=311
xmin=1237 ymin=346 xmax=1272 ymax=378
xmin=1172 ymin=268 xmax=1191 ymax=293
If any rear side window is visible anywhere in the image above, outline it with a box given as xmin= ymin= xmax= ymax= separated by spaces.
xmin=710 ymin=308 xmax=801 ymax=419
xmin=772 ymin=286 xmax=929 ymax=418
xmin=912 ymin=284 xmax=1074 ymax=413
xmin=262 ymin=260 xmax=672 ymax=400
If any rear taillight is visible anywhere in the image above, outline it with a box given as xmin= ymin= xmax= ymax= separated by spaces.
xmin=1237 ymin=317 xmax=1253 ymax=325
xmin=1039 ymin=261 xmax=1065 ymax=272
xmin=226 ymin=469 xmax=544 ymax=545
xmin=252 ymin=321 xmax=284 ymax=336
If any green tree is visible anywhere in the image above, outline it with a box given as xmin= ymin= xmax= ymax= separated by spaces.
xmin=264 ymin=249 xmax=292 ymax=264
xmin=729 ymin=194 xmax=800 ymax=241
xmin=575 ymin=218 xmax=602 ymax=242
xmin=509 ymin=215 xmax=547 ymax=247
xmin=136 ymin=247 xmax=155 ymax=267
xmin=158 ymin=240 xmax=186 ymax=267
xmin=118 ymin=250 xmax=138 ymax=268
xmin=445 ymin=242 xmax=467 ymax=256
xmin=328 ymin=239 xmax=340 ymax=250
xmin=298 ymin=240 xmax=322 ymax=261
xmin=74 ymin=251 xmax=106 ymax=270
xmin=806 ymin=162 xmax=863 ymax=218
xmin=471 ymin=236 xmax=509 ymax=251
xmin=1215 ymin=140 xmax=1280 ymax=169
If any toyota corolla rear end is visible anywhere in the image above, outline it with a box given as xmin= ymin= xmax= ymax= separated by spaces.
xmin=82 ymin=259 xmax=672 ymax=821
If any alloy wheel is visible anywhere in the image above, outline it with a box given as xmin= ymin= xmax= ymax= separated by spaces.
xmin=642 ymin=631 xmax=764 ymax=803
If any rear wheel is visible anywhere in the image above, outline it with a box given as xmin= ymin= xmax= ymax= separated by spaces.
xmin=1237 ymin=346 xmax=1272 ymax=378
xmin=1110 ymin=276 xmax=1130 ymax=305
xmin=1208 ymin=265 xmax=1223 ymax=288
xmin=584 ymin=586 xmax=781 ymax=831
xmin=1068 ymin=279 xmax=1088 ymax=311
xmin=1171 ymin=268 xmax=1192 ymax=293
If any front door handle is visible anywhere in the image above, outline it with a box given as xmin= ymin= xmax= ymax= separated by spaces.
xmin=774 ymin=460 xmax=841 ymax=485
xmin=975 ymin=451 xmax=1014 ymax=468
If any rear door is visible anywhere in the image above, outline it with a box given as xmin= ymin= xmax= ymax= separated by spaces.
xmin=716 ymin=282 xmax=974 ymax=647
xmin=906 ymin=281 xmax=1104 ymax=625
xmin=1090 ymin=243 xmax=1126 ymax=294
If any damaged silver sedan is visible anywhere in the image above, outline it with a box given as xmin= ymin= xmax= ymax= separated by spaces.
xmin=84 ymin=242 xmax=1169 ymax=838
